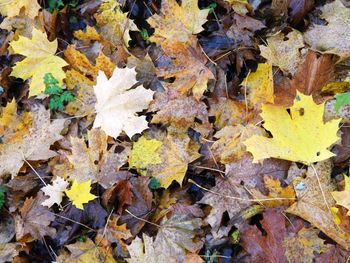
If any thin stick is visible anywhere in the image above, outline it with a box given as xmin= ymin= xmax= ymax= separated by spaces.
xmin=21 ymin=153 xmax=47 ymax=186
xmin=189 ymin=179 xmax=296 ymax=202
xmin=53 ymin=213 xmax=95 ymax=231
xmin=125 ymin=209 xmax=161 ymax=228
xmin=191 ymin=165 xmax=225 ymax=175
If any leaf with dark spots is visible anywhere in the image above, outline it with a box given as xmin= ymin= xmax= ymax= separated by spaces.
xmin=52 ymin=200 xmax=108 ymax=246
xmin=240 ymin=208 xmax=288 ymax=263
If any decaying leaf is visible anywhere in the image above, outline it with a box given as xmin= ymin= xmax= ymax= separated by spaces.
xmin=244 ymin=93 xmax=341 ymax=164
xmin=66 ymin=128 xmax=129 ymax=187
xmin=41 ymin=176 xmax=69 ymax=207
xmin=147 ymin=0 xmax=209 ymax=44
xmin=303 ymin=0 xmax=350 ymax=60
xmin=9 ymin=28 xmax=68 ymax=96
xmin=287 ymin=161 xmax=350 ymax=250
xmin=154 ymin=214 xmax=203 ymax=262
xmin=0 ymin=0 xmax=40 ymax=19
xmin=259 ymin=30 xmax=304 ymax=74
xmin=224 ymin=0 xmax=251 ymax=15
xmin=332 ymin=175 xmax=350 ymax=216
xmin=15 ymin=191 xmax=56 ymax=240
xmin=0 ymin=103 xmax=65 ymax=178
xmin=93 ymin=67 xmax=154 ymax=138
xmin=242 ymin=63 xmax=274 ymax=107
xmin=94 ymin=0 xmax=138 ymax=47
xmin=65 ymin=180 xmax=97 ymax=210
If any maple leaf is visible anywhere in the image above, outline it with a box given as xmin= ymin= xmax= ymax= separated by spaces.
xmin=127 ymin=234 xmax=169 ymax=263
xmin=147 ymin=0 xmax=209 ymax=44
xmin=0 ymin=103 xmax=65 ymax=178
xmin=64 ymin=238 xmax=116 ymax=263
xmin=66 ymin=128 xmax=129 ymax=187
xmin=0 ymin=0 xmax=40 ymax=19
xmin=41 ymin=176 xmax=69 ymax=207
xmin=9 ymin=28 xmax=68 ymax=97
xmin=241 ymin=63 xmax=274 ymax=107
xmin=15 ymin=191 xmax=56 ymax=240
xmin=259 ymin=30 xmax=304 ymax=74
xmin=286 ymin=161 xmax=350 ymax=250
xmin=224 ymin=0 xmax=252 ymax=15
xmin=240 ymin=209 xmax=288 ymax=262
xmin=332 ymin=175 xmax=350 ymax=215
xmin=128 ymin=136 xmax=163 ymax=175
xmin=304 ymin=0 xmax=350 ymax=60
xmin=65 ymin=180 xmax=97 ymax=210
xmin=0 ymin=243 xmax=19 ymax=263
xmin=94 ymin=0 xmax=138 ymax=47
xmin=244 ymin=92 xmax=341 ymax=164
xmin=283 ymin=227 xmax=329 ymax=263
xmin=153 ymin=214 xmax=203 ymax=261
xmin=93 ymin=67 xmax=155 ymax=138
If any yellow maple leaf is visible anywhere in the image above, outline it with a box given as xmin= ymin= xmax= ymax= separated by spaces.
xmin=241 ymin=63 xmax=274 ymax=107
xmin=65 ymin=180 xmax=97 ymax=210
xmin=147 ymin=0 xmax=209 ymax=44
xmin=0 ymin=0 xmax=40 ymax=19
xmin=9 ymin=28 xmax=68 ymax=97
xmin=244 ymin=92 xmax=341 ymax=164
xmin=128 ymin=137 xmax=163 ymax=175
xmin=332 ymin=175 xmax=350 ymax=216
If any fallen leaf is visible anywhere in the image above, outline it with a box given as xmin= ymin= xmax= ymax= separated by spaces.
xmin=303 ymin=0 xmax=350 ymax=60
xmin=66 ymin=128 xmax=129 ymax=186
xmin=41 ymin=176 xmax=69 ymax=207
xmin=332 ymin=175 xmax=350 ymax=215
xmin=283 ymin=227 xmax=329 ymax=263
xmin=287 ymin=161 xmax=350 ymax=250
xmin=9 ymin=28 xmax=68 ymax=96
xmin=154 ymin=214 xmax=203 ymax=262
xmin=94 ymin=0 xmax=138 ymax=47
xmin=147 ymin=0 xmax=209 ymax=44
xmin=224 ymin=0 xmax=251 ymax=15
xmin=0 ymin=0 xmax=40 ymax=19
xmin=0 ymin=243 xmax=19 ymax=263
xmin=244 ymin=92 xmax=341 ymax=164
xmin=126 ymin=234 xmax=169 ymax=263
xmin=259 ymin=30 xmax=304 ymax=74
xmin=240 ymin=208 xmax=288 ymax=262
xmin=65 ymin=180 xmax=97 ymax=210
xmin=15 ymin=191 xmax=56 ymax=240
xmin=64 ymin=238 xmax=116 ymax=263
xmin=0 ymin=104 xmax=65 ymax=178
xmin=211 ymin=124 xmax=266 ymax=164
xmin=93 ymin=67 xmax=154 ymax=138
xmin=128 ymin=136 xmax=163 ymax=175
xmin=241 ymin=63 xmax=274 ymax=107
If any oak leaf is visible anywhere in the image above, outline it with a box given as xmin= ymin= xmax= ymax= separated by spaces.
xmin=304 ymin=0 xmax=350 ymax=60
xmin=0 ymin=0 xmax=40 ymax=19
xmin=147 ymin=0 xmax=209 ymax=44
xmin=0 ymin=103 xmax=65 ymax=178
xmin=259 ymin=30 xmax=304 ymax=74
xmin=65 ymin=180 xmax=97 ymax=210
xmin=9 ymin=28 xmax=68 ymax=96
xmin=332 ymin=175 xmax=350 ymax=215
xmin=93 ymin=67 xmax=154 ymax=138
xmin=41 ymin=176 xmax=69 ymax=207
xmin=244 ymin=93 xmax=341 ymax=164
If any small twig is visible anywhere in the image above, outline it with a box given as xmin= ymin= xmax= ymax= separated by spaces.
xmin=191 ymin=165 xmax=225 ymax=175
xmin=53 ymin=213 xmax=95 ymax=231
xmin=21 ymin=153 xmax=47 ymax=186
xmin=189 ymin=179 xmax=296 ymax=202
xmin=125 ymin=209 xmax=161 ymax=228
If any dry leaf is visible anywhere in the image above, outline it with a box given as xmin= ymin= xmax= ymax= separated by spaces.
xmin=9 ymin=28 xmax=68 ymax=96
xmin=0 ymin=0 xmax=40 ymax=19
xmin=41 ymin=176 xmax=69 ymax=207
xmin=93 ymin=67 xmax=154 ymax=138
xmin=244 ymin=93 xmax=341 ymax=164
xmin=332 ymin=175 xmax=350 ymax=216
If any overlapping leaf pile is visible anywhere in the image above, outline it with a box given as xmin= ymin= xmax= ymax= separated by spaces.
xmin=0 ymin=0 xmax=350 ymax=262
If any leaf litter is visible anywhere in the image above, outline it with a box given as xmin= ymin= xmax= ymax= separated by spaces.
xmin=0 ymin=0 xmax=350 ymax=262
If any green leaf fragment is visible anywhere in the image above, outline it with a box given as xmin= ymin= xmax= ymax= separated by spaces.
xmin=335 ymin=92 xmax=350 ymax=112
xmin=0 ymin=186 xmax=7 ymax=210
